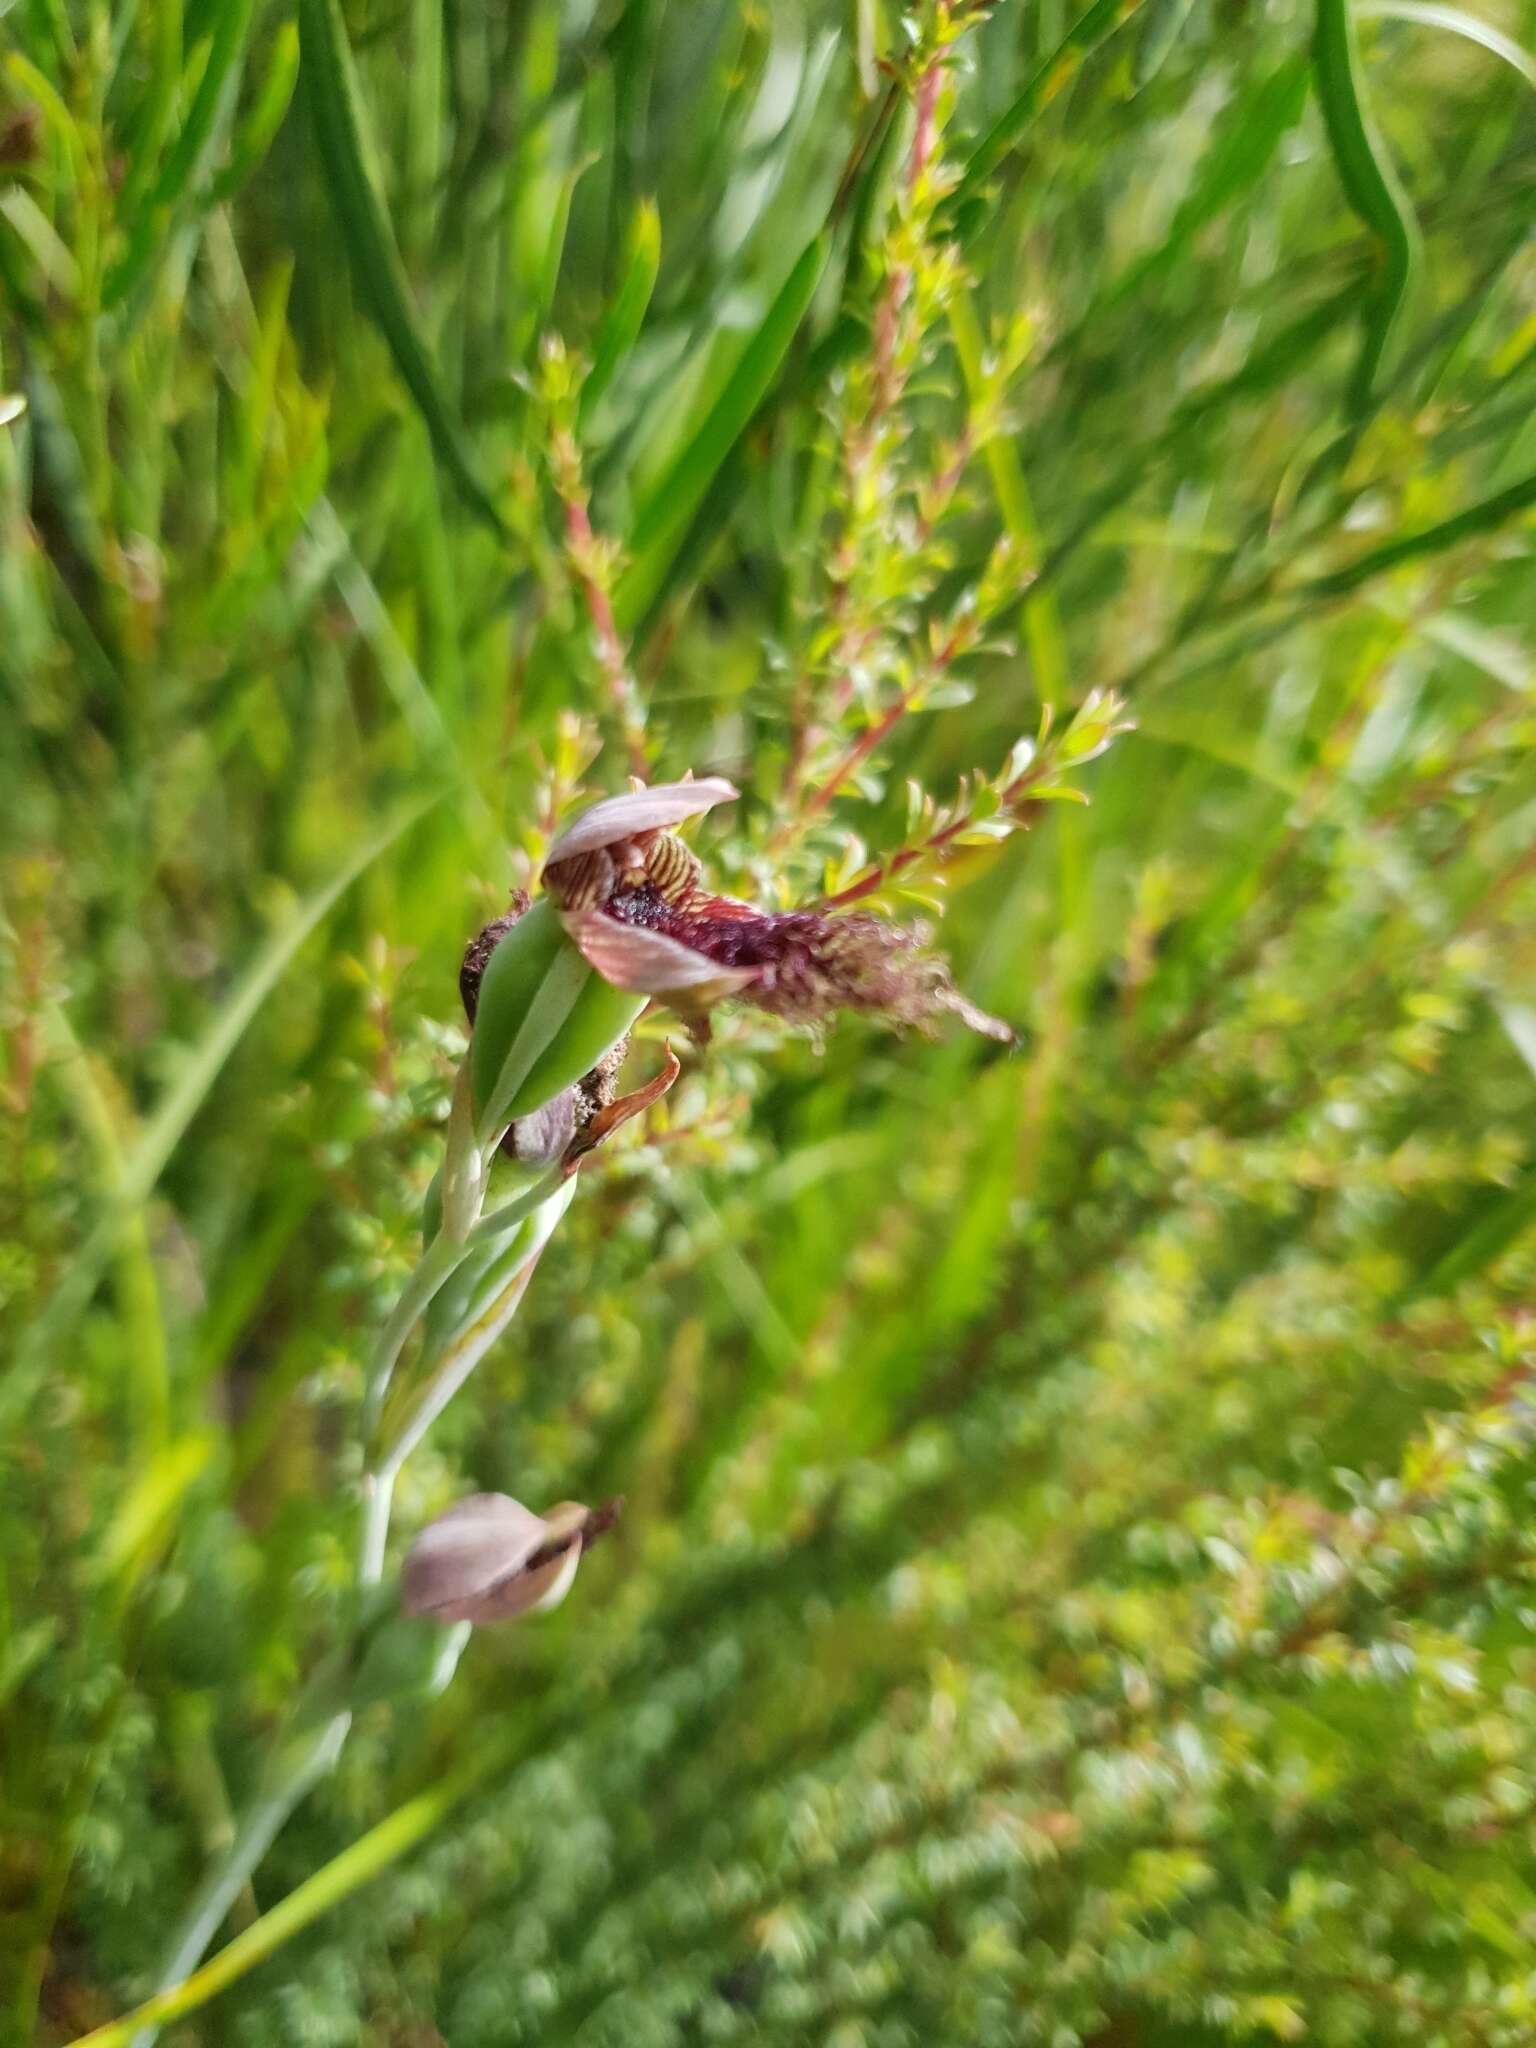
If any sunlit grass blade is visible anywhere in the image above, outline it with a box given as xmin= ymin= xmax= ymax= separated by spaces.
xmin=1357 ymin=0 xmax=1536 ymax=90
xmin=62 ymin=1734 xmax=521 ymax=2048
xmin=1131 ymin=0 xmax=1199 ymax=90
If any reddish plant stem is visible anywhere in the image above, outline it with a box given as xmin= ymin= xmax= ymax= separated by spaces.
xmin=801 ymin=693 xmax=915 ymax=824
xmin=817 ymin=756 xmax=1049 ymax=912
xmin=798 ymin=613 xmax=970 ymax=829
xmin=562 ymin=494 xmax=648 ymax=778
xmin=784 ymin=24 xmax=951 ymax=811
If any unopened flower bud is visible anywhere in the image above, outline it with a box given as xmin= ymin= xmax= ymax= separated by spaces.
xmin=401 ymin=1493 xmax=622 ymax=1625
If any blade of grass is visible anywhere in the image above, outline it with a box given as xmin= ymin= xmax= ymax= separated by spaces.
xmin=208 ymin=20 xmax=302 ymax=206
xmin=1299 ymin=465 xmax=1536 ymax=598
xmin=945 ymin=0 xmax=1153 ymax=227
xmin=1356 ymin=0 xmax=1536 ymax=91
xmin=63 ymin=1730 xmax=524 ymax=2048
xmin=4 ymin=793 xmax=444 ymax=1426
xmin=1393 ymin=1165 xmax=1536 ymax=1307
xmin=1312 ymin=0 xmax=1422 ymax=417
xmin=298 ymin=0 xmax=508 ymax=537
xmin=106 ymin=0 xmax=260 ymax=313
xmin=578 ymin=196 xmax=660 ymax=432
xmin=947 ymin=290 xmax=1068 ymax=708
xmin=612 ymin=232 xmax=829 ymax=633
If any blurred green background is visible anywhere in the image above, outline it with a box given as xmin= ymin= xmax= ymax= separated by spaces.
xmin=4 ymin=0 xmax=1536 ymax=2041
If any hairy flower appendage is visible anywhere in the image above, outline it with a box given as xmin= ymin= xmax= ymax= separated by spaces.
xmin=483 ymin=776 xmax=1013 ymax=1048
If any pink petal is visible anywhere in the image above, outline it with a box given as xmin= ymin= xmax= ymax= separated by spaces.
xmin=545 ymin=777 xmax=739 ymax=866
xmin=564 ymin=911 xmax=758 ymax=996
xmin=401 ymin=1493 xmax=547 ymax=1620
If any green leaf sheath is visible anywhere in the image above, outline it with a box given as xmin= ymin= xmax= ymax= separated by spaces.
xmin=468 ymin=898 xmax=646 ymax=1140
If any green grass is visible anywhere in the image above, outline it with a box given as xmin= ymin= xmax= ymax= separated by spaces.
xmin=4 ymin=1 xmax=1536 ymax=2043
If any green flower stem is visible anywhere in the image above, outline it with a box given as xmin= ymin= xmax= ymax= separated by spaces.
xmin=77 ymin=1729 xmax=516 ymax=2048
xmin=469 ymin=1163 xmax=566 ymax=1244
xmin=124 ymin=1067 xmax=576 ymax=2042
xmin=362 ymin=1058 xmax=492 ymax=1448
xmin=357 ymin=1468 xmax=399 ymax=1591
xmin=359 ymin=1230 xmax=472 ymax=1447
xmin=375 ymin=1179 xmax=577 ymax=1486
xmin=127 ymin=1711 xmax=351 ymax=2048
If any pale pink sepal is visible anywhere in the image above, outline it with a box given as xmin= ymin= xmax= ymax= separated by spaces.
xmin=402 ymin=1493 xmax=585 ymax=1624
xmin=545 ymin=777 xmax=739 ymax=866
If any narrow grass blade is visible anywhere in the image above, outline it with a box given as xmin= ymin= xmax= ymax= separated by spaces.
xmin=613 ymin=234 xmax=829 ymax=633
xmin=947 ymin=291 xmax=1068 ymax=708
xmin=105 ymin=0 xmax=260 ymax=310
xmin=1102 ymin=55 xmax=1310 ymax=309
xmin=946 ymin=0 xmax=1152 ymax=226
xmin=298 ymin=0 xmax=507 ymax=536
xmin=1312 ymin=0 xmax=1422 ymax=416
xmin=63 ymin=1733 xmax=520 ymax=2048
xmin=5 ymin=793 xmax=443 ymax=1423
xmin=126 ymin=796 xmax=442 ymax=1209
xmin=579 ymin=198 xmax=660 ymax=432
xmin=208 ymin=20 xmax=302 ymax=205
xmin=1357 ymin=0 xmax=1536 ymax=90
xmin=1395 ymin=1165 xmax=1536 ymax=1307
xmin=1300 ymin=466 xmax=1536 ymax=597
xmin=1131 ymin=0 xmax=1198 ymax=91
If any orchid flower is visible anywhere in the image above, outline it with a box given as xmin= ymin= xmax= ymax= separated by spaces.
xmin=536 ymin=777 xmax=1012 ymax=1043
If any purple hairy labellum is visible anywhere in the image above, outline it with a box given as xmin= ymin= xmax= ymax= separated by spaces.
xmin=540 ymin=779 xmax=1013 ymax=1044
xmin=401 ymin=1493 xmax=623 ymax=1624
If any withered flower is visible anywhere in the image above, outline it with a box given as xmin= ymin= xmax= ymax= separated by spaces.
xmin=402 ymin=1493 xmax=623 ymax=1625
xmin=541 ymin=778 xmax=1012 ymax=1043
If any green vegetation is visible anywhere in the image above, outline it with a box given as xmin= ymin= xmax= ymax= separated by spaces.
xmin=4 ymin=0 xmax=1536 ymax=2042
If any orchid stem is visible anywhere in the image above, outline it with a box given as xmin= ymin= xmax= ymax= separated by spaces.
xmin=125 ymin=1058 xmax=566 ymax=2044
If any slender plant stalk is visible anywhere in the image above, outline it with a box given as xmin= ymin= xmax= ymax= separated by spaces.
xmin=127 ymin=1049 xmax=563 ymax=2039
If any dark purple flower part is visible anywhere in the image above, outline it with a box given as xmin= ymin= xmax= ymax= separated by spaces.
xmin=541 ymin=788 xmax=1012 ymax=1044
